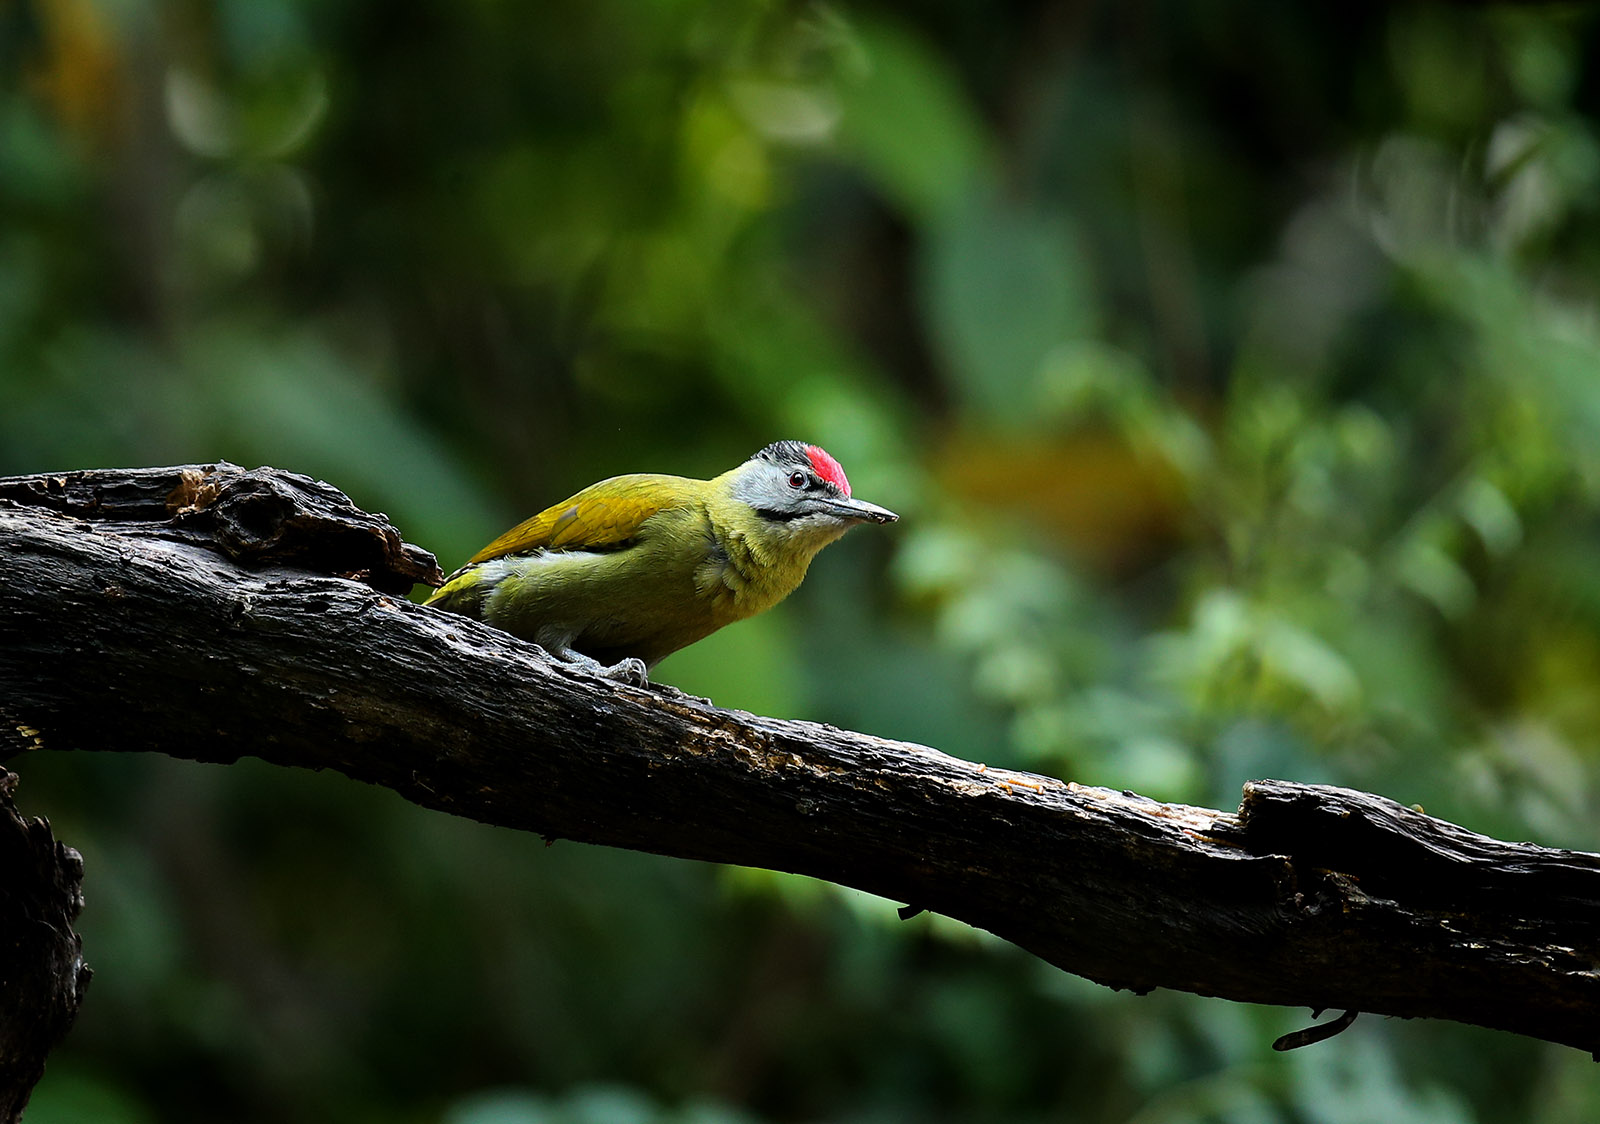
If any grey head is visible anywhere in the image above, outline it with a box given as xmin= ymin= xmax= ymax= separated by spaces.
xmin=733 ymin=440 xmax=899 ymax=529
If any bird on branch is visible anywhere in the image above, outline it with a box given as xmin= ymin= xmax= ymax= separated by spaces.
xmin=426 ymin=441 xmax=898 ymax=684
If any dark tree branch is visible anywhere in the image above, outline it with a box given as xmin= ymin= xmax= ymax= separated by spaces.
xmin=0 ymin=464 xmax=1596 ymax=1114
xmin=0 ymin=771 xmax=90 ymax=1123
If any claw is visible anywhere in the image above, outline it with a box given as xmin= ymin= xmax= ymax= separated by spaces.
xmin=601 ymin=657 xmax=650 ymax=687
xmin=550 ymin=648 xmax=650 ymax=687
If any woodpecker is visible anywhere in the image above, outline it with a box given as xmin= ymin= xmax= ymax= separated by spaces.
xmin=426 ymin=441 xmax=898 ymax=683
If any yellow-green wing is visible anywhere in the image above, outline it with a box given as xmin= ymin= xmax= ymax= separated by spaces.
xmin=467 ymin=473 xmax=700 ymax=563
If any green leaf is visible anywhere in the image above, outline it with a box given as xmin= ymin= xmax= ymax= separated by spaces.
xmin=832 ymin=17 xmax=992 ymax=225
xmin=920 ymin=196 xmax=1098 ymax=421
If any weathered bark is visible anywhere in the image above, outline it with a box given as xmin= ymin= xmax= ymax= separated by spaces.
xmin=0 ymin=464 xmax=1596 ymax=1111
xmin=0 ymin=771 xmax=90 ymax=1123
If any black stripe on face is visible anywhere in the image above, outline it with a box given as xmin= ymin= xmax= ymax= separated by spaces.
xmin=754 ymin=507 xmax=807 ymax=522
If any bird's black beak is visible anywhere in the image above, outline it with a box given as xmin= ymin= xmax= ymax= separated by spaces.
xmin=826 ymin=496 xmax=899 ymax=524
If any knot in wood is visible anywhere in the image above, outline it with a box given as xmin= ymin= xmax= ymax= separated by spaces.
xmin=192 ymin=469 xmax=443 ymax=594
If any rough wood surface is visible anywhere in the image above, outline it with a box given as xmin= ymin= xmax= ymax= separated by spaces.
xmin=0 ymin=464 xmax=1596 ymax=1084
xmin=0 ymin=770 xmax=90 ymax=1123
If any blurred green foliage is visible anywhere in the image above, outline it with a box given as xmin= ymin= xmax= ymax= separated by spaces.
xmin=5 ymin=0 xmax=1600 ymax=1121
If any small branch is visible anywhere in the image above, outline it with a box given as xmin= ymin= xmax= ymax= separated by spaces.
xmin=0 ymin=464 xmax=1597 ymax=1081
xmin=1273 ymin=1010 xmax=1359 ymax=1052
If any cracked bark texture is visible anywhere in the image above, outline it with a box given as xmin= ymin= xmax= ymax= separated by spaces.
xmin=0 ymin=769 xmax=90 ymax=1123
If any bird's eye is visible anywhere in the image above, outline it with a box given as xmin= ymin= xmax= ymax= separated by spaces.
xmin=788 ymin=471 xmax=807 ymax=489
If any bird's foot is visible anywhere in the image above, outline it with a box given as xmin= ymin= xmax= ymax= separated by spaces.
xmin=553 ymin=649 xmax=650 ymax=687
xmin=601 ymin=657 xmax=650 ymax=687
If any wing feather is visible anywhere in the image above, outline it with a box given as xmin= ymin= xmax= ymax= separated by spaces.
xmin=467 ymin=473 xmax=700 ymax=563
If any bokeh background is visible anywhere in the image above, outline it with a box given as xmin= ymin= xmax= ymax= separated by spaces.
xmin=5 ymin=0 xmax=1600 ymax=1121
